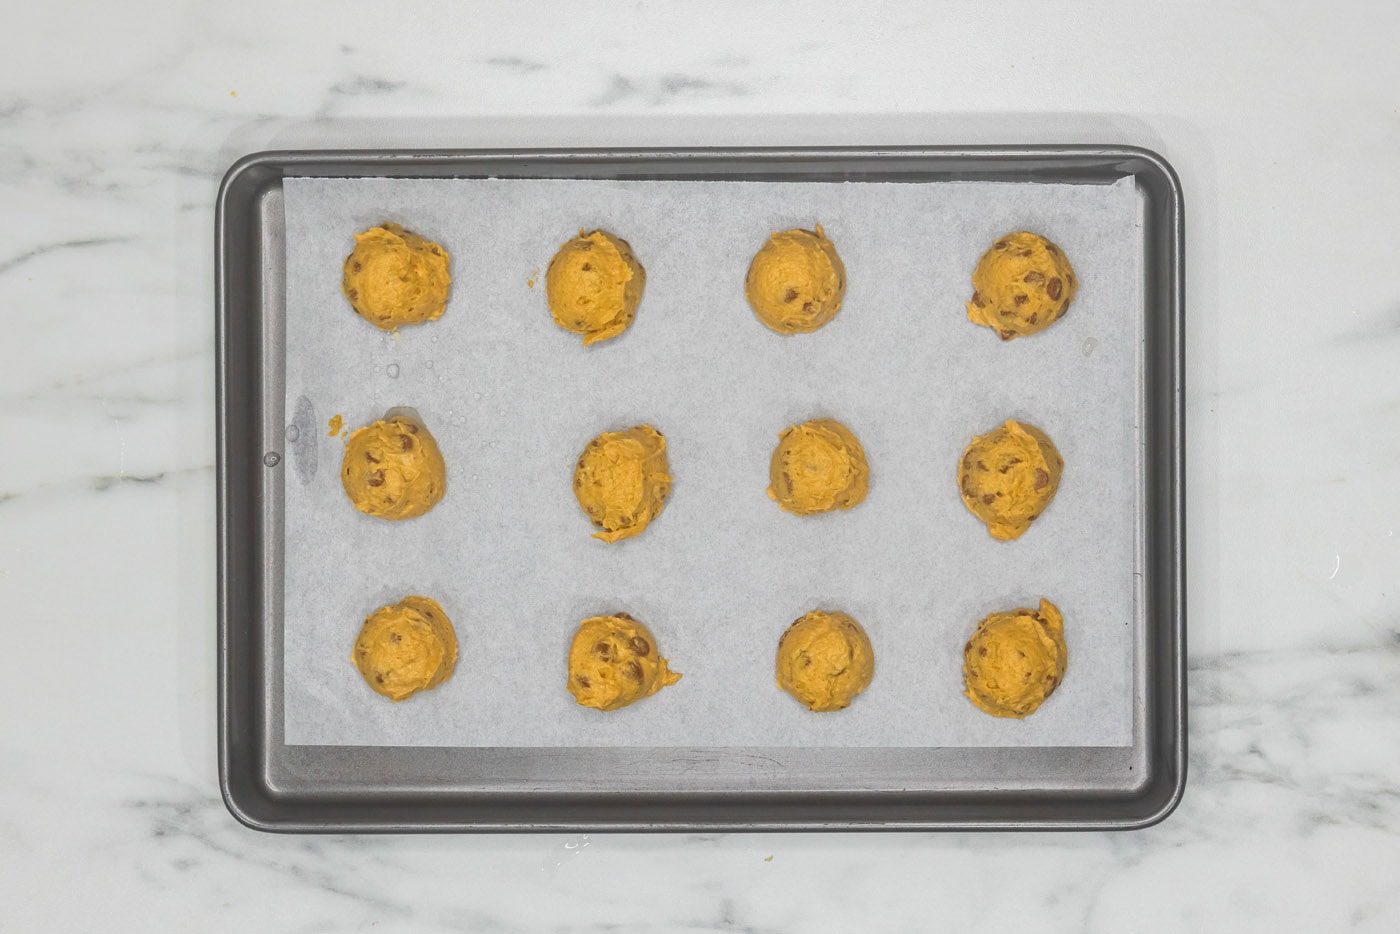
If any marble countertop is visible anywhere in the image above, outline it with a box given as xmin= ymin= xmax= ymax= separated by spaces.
xmin=3 ymin=0 xmax=1398 ymax=929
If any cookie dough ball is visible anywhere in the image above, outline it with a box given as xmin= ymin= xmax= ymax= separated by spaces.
xmin=775 ymin=610 xmax=875 ymax=712
xmin=958 ymin=419 xmax=1062 ymax=541
xmin=567 ymin=613 xmax=681 ymax=711
xmin=341 ymin=414 xmax=447 ymax=521
xmin=352 ymin=596 xmax=458 ymax=702
xmin=572 ymin=425 xmax=671 ymax=542
xmin=342 ymin=223 xmax=451 ymax=330
xmin=767 ymin=418 xmax=869 ymax=515
xmin=745 ymin=226 xmax=846 ymax=334
xmin=546 ymin=229 xmax=646 ymax=345
xmin=966 ymin=231 xmax=1077 ymax=340
xmin=963 ymin=599 xmax=1067 ymax=718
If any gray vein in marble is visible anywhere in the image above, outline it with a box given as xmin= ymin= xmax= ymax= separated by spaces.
xmin=125 ymin=783 xmax=536 ymax=933
xmin=1328 ymin=304 xmax=1400 ymax=344
xmin=0 ymin=236 xmax=136 ymax=277
xmin=148 ymin=161 xmax=222 ymax=179
xmin=591 ymin=73 xmax=752 ymax=107
xmin=1183 ymin=645 xmax=1400 ymax=837
xmin=33 ymin=391 xmax=183 ymax=410
xmin=7 ymin=348 xmax=206 ymax=400
xmin=93 ymin=473 xmax=168 ymax=490
xmin=313 ymin=75 xmax=411 ymax=120
xmin=484 ymin=56 xmax=547 ymax=74
xmin=328 ymin=75 xmax=407 ymax=97
xmin=129 ymin=794 xmax=418 ymax=919
xmin=0 ymin=464 xmax=212 ymax=507
xmin=714 ymin=898 xmax=780 ymax=934
xmin=1187 ymin=640 xmax=1398 ymax=671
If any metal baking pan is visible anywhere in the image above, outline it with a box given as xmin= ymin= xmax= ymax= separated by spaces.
xmin=216 ymin=146 xmax=1184 ymax=831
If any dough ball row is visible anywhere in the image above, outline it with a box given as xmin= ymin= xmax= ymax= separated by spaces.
xmin=339 ymin=413 xmax=1061 ymax=542
xmin=339 ymin=223 xmax=1078 ymax=342
xmin=351 ymin=598 xmax=1068 ymax=719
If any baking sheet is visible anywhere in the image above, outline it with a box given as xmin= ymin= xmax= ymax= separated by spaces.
xmin=280 ymin=175 xmax=1141 ymax=748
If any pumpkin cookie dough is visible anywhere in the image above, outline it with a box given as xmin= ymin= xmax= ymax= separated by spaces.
xmin=342 ymin=223 xmax=451 ymax=331
xmin=546 ymin=229 xmax=646 ymax=345
xmin=963 ymin=598 xmax=1067 ymax=718
xmin=775 ymin=610 xmax=875 ymax=712
xmin=341 ymin=413 xmax=447 ymax=521
xmin=572 ymin=425 xmax=671 ymax=542
xmin=966 ymin=231 xmax=1078 ymax=340
xmin=767 ymin=418 xmax=869 ymax=516
xmin=958 ymin=419 xmax=1062 ymax=541
xmin=745 ymin=225 xmax=846 ymax=334
xmin=352 ymin=596 xmax=458 ymax=702
xmin=567 ymin=613 xmax=681 ymax=711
